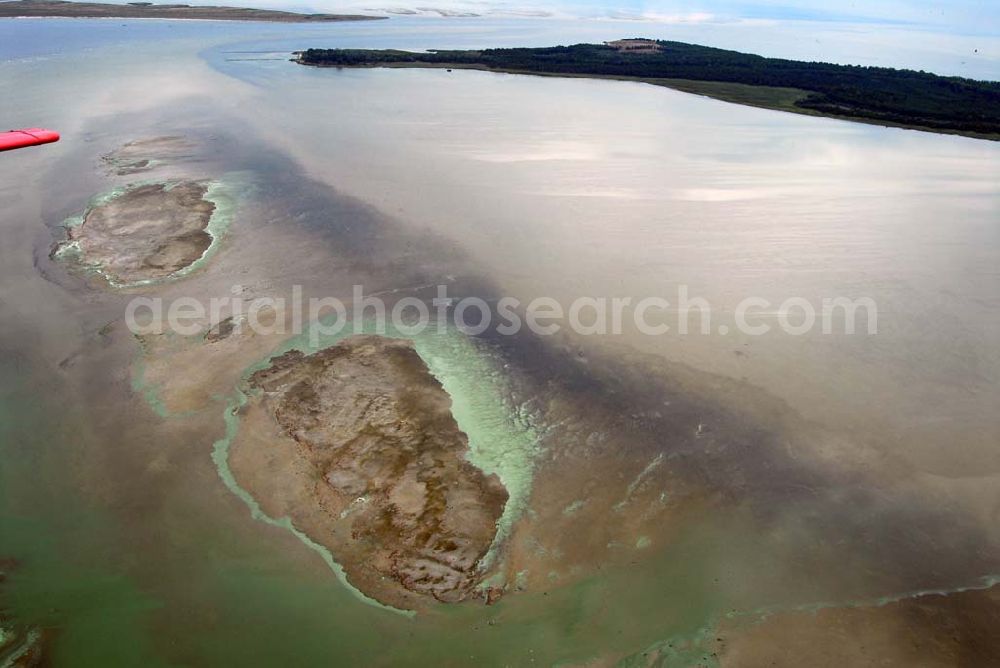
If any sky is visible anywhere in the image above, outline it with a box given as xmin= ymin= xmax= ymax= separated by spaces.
xmin=251 ymin=0 xmax=997 ymax=35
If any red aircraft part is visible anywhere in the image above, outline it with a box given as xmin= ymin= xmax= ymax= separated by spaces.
xmin=0 ymin=128 xmax=60 ymax=152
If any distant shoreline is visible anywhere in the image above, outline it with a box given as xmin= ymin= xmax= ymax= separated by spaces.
xmin=0 ymin=0 xmax=386 ymax=23
xmin=294 ymin=43 xmax=1000 ymax=141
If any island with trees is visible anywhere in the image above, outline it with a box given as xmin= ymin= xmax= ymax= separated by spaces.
xmin=296 ymin=39 xmax=1000 ymax=139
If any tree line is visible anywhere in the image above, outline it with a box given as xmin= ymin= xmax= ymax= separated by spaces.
xmin=299 ymin=41 xmax=1000 ymax=135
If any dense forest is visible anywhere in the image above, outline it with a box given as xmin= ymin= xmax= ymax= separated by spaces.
xmin=298 ymin=41 xmax=1000 ymax=136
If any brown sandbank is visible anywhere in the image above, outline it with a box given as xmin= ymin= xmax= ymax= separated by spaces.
xmin=230 ymin=335 xmax=508 ymax=609
xmin=63 ymin=180 xmax=216 ymax=286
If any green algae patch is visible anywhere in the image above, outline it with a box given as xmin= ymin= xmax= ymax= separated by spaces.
xmin=130 ymin=352 xmax=172 ymax=419
xmin=614 ymin=618 xmax=722 ymax=668
xmin=411 ymin=331 xmax=542 ymax=570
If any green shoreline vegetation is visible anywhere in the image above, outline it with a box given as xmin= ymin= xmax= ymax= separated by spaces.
xmin=295 ymin=40 xmax=1000 ymax=140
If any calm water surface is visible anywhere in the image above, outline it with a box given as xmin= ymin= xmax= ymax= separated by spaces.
xmin=1 ymin=16 xmax=998 ymax=666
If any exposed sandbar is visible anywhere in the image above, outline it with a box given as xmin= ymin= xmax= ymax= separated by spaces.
xmin=230 ymin=335 xmax=508 ymax=608
xmin=63 ymin=180 xmax=216 ymax=286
